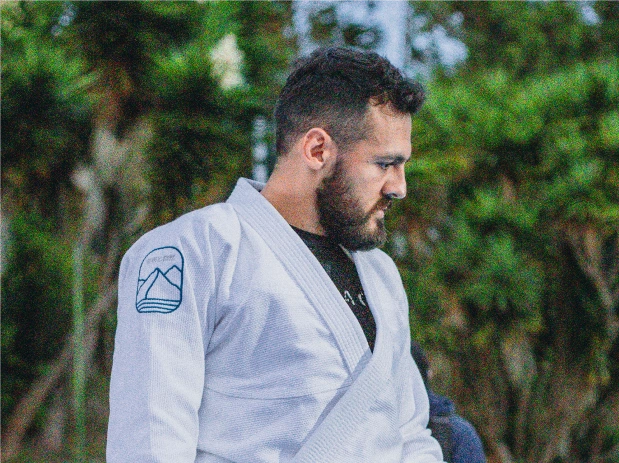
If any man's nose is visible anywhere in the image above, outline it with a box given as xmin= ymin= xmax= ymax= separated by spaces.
xmin=383 ymin=165 xmax=407 ymax=200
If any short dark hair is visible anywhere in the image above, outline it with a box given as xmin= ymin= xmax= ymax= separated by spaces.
xmin=274 ymin=46 xmax=425 ymax=156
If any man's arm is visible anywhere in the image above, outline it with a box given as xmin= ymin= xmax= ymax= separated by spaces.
xmin=107 ymin=239 xmax=212 ymax=462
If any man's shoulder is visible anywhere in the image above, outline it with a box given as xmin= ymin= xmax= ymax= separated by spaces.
xmin=124 ymin=202 xmax=240 ymax=260
xmin=163 ymin=202 xmax=238 ymax=231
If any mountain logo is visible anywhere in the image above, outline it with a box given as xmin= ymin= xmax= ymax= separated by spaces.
xmin=136 ymin=246 xmax=184 ymax=314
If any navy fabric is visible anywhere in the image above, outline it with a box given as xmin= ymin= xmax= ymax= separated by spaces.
xmin=428 ymin=391 xmax=455 ymax=416
xmin=428 ymin=391 xmax=486 ymax=463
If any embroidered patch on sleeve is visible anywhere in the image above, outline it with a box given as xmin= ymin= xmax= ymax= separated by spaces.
xmin=136 ymin=246 xmax=184 ymax=313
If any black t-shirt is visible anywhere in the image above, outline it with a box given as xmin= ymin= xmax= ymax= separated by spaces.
xmin=292 ymin=226 xmax=376 ymax=352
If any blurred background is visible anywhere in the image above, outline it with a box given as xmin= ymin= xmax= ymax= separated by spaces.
xmin=1 ymin=1 xmax=618 ymax=462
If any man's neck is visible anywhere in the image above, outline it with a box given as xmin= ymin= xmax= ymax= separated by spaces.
xmin=260 ymin=170 xmax=325 ymax=236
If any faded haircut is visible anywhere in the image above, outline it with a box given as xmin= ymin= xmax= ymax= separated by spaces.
xmin=274 ymin=46 xmax=425 ymax=156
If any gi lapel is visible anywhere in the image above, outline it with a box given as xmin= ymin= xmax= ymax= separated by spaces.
xmin=290 ymin=251 xmax=396 ymax=462
xmin=226 ymin=178 xmax=368 ymax=375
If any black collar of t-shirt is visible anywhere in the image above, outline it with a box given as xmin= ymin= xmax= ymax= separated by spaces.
xmin=291 ymin=226 xmax=349 ymax=262
xmin=291 ymin=225 xmax=376 ymax=351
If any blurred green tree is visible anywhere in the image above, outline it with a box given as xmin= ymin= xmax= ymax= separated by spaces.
xmin=1 ymin=1 xmax=294 ymax=460
xmin=304 ymin=1 xmax=383 ymax=51
xmin=395 ymin=2 xmax=618 ymax=462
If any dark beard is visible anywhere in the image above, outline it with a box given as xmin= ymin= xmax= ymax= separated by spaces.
xmin=316 ymin=158 xmax=391 ymax=251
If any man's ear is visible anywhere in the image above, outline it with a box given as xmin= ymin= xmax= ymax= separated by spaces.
xmin=301 ymin=128 xmax=336 ymax=171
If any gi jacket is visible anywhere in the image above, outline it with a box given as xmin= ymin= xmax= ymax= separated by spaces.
xmin=107 ymin=178 xmax=444 ymax=463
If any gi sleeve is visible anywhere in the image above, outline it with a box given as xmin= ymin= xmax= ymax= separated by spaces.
xmin=398 ymin=357 xmax=445 ymax=462
xmin=107 ymin=236 xmax=214 ymax=462
xmin=396 ymin=293 xmax=446 ymax=462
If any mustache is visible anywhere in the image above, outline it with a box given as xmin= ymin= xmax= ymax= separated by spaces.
xmin=372 ymin=197 xmax=393 ymax=214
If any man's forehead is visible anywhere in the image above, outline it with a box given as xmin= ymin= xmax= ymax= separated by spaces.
xmin=364 ymin=105 xmax=412 ymax=140
xmin=366 ymin=102 xmax=410 ymax=125
xmin=369 ymin=101 xmax=405 ymax=116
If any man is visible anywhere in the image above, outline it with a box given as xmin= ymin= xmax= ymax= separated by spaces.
xmin=410 ymin=341 xmax=487 ymax=463
xmin=107 ymin=46 xmax=444 ymax=462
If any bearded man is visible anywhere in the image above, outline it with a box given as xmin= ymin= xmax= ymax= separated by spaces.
xmin=107 ymin=46 xmax=445 ymax=463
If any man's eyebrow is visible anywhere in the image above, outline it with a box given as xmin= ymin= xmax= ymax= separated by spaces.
xmin=373 ymin=154 xmax=411 ymax=164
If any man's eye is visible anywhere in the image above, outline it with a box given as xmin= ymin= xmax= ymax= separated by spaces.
xmin=377 ymin=162 xmax=391 ymax=170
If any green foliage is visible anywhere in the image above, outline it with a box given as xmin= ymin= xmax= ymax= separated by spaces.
xmin=1 ymin=213 xmax=73 ymax=417
xmin=2 ymin=2 xmax=91 ymax=219
xmin=146 ymin=22 xmax=242 ymax=220
xmin=306 ymin=2 xmax=383 ymax=50
xmin=400 ymin=1 xmax=619 ymax=460
xmin=145 ymin=1 xmax=294 ymax=223
xmin=69 ymin=4 xmax=203 ymax=85
xmin=412 ymin=2 xmax=605 ymax=77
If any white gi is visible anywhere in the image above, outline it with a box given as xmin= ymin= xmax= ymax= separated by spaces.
xmin=107 ymin=178 xmax=444 ymax=463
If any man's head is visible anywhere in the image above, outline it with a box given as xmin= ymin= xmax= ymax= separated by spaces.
xmin=266 ymin=47 xmax=424 ymax=251
xmin=314 ymin=102 xmax=413 ymax=250
xmin=275 ymin=46 xmax=424 ymax=158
